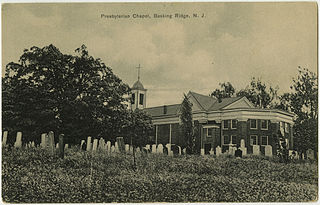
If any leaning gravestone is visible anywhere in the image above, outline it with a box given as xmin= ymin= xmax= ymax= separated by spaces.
xmin=86 ymin=136 xmax=92 ymax=151
xmin=80 ymin=140 xmax=85 ymax=150
xmin=253 ymin=145 xmax=260 ymax=155
xmin=2 ymin=131 xmax=8 ymax=146
xmin=14 ymin=132 xmax=22 ymax=148
xmin=265 ymin=145 xmax=273 ymax=157
xmin=216 ymin=146 xmax=222 ymax=157
xmin=157 ymin=144 xmax=163 ymax=154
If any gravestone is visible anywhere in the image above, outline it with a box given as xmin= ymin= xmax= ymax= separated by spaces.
xmin=14 ymin=132 xmax=22 ymax=148
xmin=306 ymin=149 xmax=314 ymax=160
xmin=129 ymin=145 xmax=134 ymax=154
xmin=136 ymin=147 xmax=141 ymax=153
xmin=115 ymin=142 xmax=119 ymax=153
xmin=146 ymin=144 xmax=151 ymax=151
xmin=106 ymin=141 xmax=111 ymax=152
xmin=31 ymin=141 xmax=35 ymax=147
xmin=116 ymin=137 xmax=125 ymax=153
xmin=253 ymin=145 xmax=260 ymax=155
xmin=98 ymin=138 xmax=105 ymax=151
xmin=48 ymin=131 xmax=55 ymax=153
xmin=240 ymin=147 xmax=247 ymax=156
xmin=182 ymin=148 xmax=186 ymax=155
xmin=86 ymin=136 xmax=92 ymax=151
xmin=209 ymin=148 xmax=214 ymax=155
xmin=157 ymin=144 xmax=163 ymax=154
xmin=265 ymin=145 xmax=273 ymax=157
xmin=200 ymin=148 xmax=205 ymax=156
xmin=166 ymin=144 xmax=172 ymax=156
xmin=56 ymin=143 xmax=59 ymax=149
xmin=240 ymin=139 xmax=245 ymax=148
xmin=152 ymin=144 xmax=157 ymax=153
xmin=2 ymin=131 xmax=8 ymax=146
xmin=64 ymin=144 xmax=69 ymax=149
xmin=80 ymin=140 xmax=85 ymax=150
xmin=216 ymin=146 xmax=222 ymax=157
xmin=178 ymin=146 xmax=181 ymax=155
xmin=41 ymin=133 xmax=47 ymax=148
xmin=235 ymin=149 xmax=242 ymax=158
xmin=111 ymin=145 xmax=115 ymax=153
xmin=92 ymin=139 xmax=98 ymax=152
xmin=229 ymin=146 xmax=237 ymax=156
xmin=125 ymin=144 xmax=130 ymax=153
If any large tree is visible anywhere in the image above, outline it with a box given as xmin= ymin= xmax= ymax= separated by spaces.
xmin=2 ymin=44 xmax=131 ymax=144
xmin=236 ymin=77 xmax=279 ymax=108
xmin=279 ymin=67 xmax=318 ymax=156
xmin=180 ymin=94 xmax=195 ymax=154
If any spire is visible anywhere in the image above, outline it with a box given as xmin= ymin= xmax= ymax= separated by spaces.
xmin=136 ymin=64 xmax=141 ymax=81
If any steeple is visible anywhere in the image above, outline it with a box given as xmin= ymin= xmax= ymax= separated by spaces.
xmin=131 ymin=64 xmax=147 ymax=110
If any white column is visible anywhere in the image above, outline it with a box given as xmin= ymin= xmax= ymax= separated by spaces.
xmin=155 ymin=125 xmax=158 ymax=145
xmin=169 ymin=124 xmax=172 ymax=145
xmin=2 ymin=131 xmax=8 ymax=146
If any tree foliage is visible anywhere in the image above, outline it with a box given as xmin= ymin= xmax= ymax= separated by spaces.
xmin=124 ymin=109 xmax=153 ymax=148
xmin=210 ymin=82 xmax=235 ymax=102
xmin=278 ymin=67 xmax=318 ymax=154
xmin=2 ymin=44 xmax=131 ymax=144
xmin=236 ymin=77 xmax=279 ymax=108
xmin=180 ymin=94 xmax=195 ymax=154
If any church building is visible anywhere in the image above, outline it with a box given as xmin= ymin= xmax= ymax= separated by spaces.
xmin=130 ymin=73 xmax=295 ymax=156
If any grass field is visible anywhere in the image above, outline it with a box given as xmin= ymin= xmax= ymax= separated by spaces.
xmin=2 ymin=147 xmax=318 ymax=203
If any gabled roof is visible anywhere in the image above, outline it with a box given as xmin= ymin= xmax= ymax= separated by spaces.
xmin=209 ymin=96 xmax=243 ymax=111
xmin=188 ymin=91 xmax=217 ymax=111
xmin=144 ymin=104 xmax=181 ymax=117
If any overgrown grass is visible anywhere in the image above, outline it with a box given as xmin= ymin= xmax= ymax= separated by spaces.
xmin=2 ymin=147 xmax=318 ymax=203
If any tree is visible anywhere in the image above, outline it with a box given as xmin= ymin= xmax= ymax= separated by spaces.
xmin=236 ymin=77 xmax=279 ymax=108
xmin=2 ymin=44 xmax=131 ymax=144
xmin=279 ymin=67 xmax=318 ymax=156
xmin=180 ymin=94 xmax=195 ymax=154
xmin=124 ymin=109 xmax=153 ymax=148
xmin=210 ymin=82 xmax=235 ymax=102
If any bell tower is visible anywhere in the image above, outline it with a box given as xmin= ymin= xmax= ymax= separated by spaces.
xmin=131 ymin=64 xmax=147 ymax=110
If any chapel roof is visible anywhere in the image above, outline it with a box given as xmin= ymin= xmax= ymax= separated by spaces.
xmin=132 ymin=80 xmax=146 ymax=90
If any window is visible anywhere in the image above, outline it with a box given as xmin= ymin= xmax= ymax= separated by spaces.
xmin=223 ymin=120 xmax=229 ymax=129
xmin=131 ymin=93 xmax=135 ymax=104
xmin=231 ymin=135 xmax=237 ymax=144
xmin=231 ymin=120 xmax=237 ymax=129
xmin=250 ymin=119 xmax=257 ymax=129
xmin=223 ymin=135 xmax=230 ymax=145
xmin=285 ymin=123 xmax=289 ymax=133
xmin=139 ymin=93 xmax=144 ymax=105
xmin=250 ymin=135 xmax=258 ymax=145
xmin=261 ymin=136 xmax=269 ymax=146
xmin=261 ymin=120 xmax=268 ymax=130
xmin=207 ymin=128 xmax=213 ymax=137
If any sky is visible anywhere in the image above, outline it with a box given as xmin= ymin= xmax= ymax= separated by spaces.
xmin=2 ymin=2 xmax=317 ymax=107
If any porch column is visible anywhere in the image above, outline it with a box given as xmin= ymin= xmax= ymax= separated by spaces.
xmin=200 ymin=125 xmax=204 ymax=155
xmin=155 ymin=125 xmax=158 ymax=145
xmin=169 ymin=124 xmax=172 ymax=145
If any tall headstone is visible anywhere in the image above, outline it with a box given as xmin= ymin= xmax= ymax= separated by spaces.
xmin=48 ymin=131 xmax=55 ymax=153
xmin=265 ymin=145 xmax=273 ymax=157
xmin=125 ymin=144 xmax=130 ymax=153
xmin=80 ymin=140 xmax=85 ymax=150
xmin=14 ymin=132 xmax=22 ymax=148
xmin=152 ymin=144 xmax=157 ymax=153
xmin=240 ymin=139 xmax=245 ymax=148
xmin=92 ymin=139 xmax=98 ymax=152
xmin=157 ymin=144 xmax=163 ymax=154
xmin=59 ymin=134 xmax=64 ymax=159
xmin=178 ymin=146 xmax=182 ymax=155
xmin=116 ymin=137 xmax=125 ymax=153
xmin=166 ymin=144 xmax=172 ymax=156
xmin=31 ymin=141 xmax=35 ymax=147
xmin=253 ymin=145 xmax=260 ymax=155
xmin=115 ymin=141 xmax=119 ymax=153
xmin=41 ymin=133 xmax=47 ymax=148
xmin=2 ymin=131 xmax=8 ymax=146
xmin=240 ymin=147 xmax=247 ymax=156
xmin=86 ymin=136 xmax=92 ymax=151
xmin=216 ymin=146 xmax=222 ymax=157
xmin=56 ymin=143 xmax=59 ymax=149
xmin=129 ymin=145 xmax=134 ymax=154
xmin=106 ymin=141 xmax=111 ymax=152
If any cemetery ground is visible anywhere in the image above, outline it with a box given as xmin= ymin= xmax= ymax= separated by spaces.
xmin=2 ymin=146 xmax=318 ymax=203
